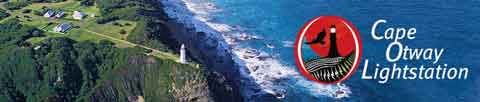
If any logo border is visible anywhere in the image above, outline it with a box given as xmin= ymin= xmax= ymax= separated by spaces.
xmin=294 ymin=16 xmax=363 ymax=84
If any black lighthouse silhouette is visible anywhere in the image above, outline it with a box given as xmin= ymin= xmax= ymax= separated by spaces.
xmin=306 ymin=25 xmax=341 ymax=58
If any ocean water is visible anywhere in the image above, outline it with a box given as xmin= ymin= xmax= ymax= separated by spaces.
xmin=163 ymin=0 xmax=480 ymax=101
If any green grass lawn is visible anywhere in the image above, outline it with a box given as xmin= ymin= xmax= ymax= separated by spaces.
xmin=5 ymin=0 xmax=137 ymax=48
xmin=84 ymin=20 xmax=137 ymax=40
xmin=2 ymin=1 xmax=204 ymax=101
xmin=3 ymin=0 xmax=184 ymax=63
xmin=27 ymin=29 xmax=112 ymax=45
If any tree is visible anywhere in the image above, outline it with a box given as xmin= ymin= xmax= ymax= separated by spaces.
xmin=3 ymin=1 xmax=31 ymax=10
xmin=120 ymin=29 xmax=127 ymax=35
xmin=80 ymin=0 xmax=94 ymax=6
xmin=0 ymin=9 xmax=9 ymax=20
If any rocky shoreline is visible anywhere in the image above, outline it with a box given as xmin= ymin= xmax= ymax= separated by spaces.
xmin=163 ymin=20 xmax=243 ymax=101
xmin=157 ymin=0 xmax=279 ymax=101
xmin=162 ymin=13 xmax=281 ymax=102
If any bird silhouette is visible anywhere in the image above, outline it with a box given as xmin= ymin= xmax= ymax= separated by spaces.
xmin=306 ymin=29 xmax=327 ymax=45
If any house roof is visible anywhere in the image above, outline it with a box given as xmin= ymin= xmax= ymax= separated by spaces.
xmin=73 ymin=11 xmax=85 ymax=17
xmin=44 ymin=10 xmax=54 ymax=16
xmin=54 ymin=23 xmax=72 ymax=33
xmin=58 ymin=23 xmax=71 ymax=28
xmin=56 ymin=11 xmax=64 ymax=16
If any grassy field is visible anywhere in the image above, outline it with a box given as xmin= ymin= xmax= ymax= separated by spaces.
xmin=2 ymin=0 xmax=183 ymax=62
xmin=84 ymin=20 xmax=137 ymax=40
xmin=0 ymin=1 xmax=208 ymax=101
xmin=3 ymin=0 xmax=135 ymax=48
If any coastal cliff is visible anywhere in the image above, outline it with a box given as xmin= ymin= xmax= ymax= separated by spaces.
xmin=158 ymin=0 xmax=280 ymax=101
xmin=96 ymin=0 xmax=248 ymax=101
xmin=162 ymin=20 xmax=244 ymax=101
xmin=0 ymin=0 xmax=276 ymax=101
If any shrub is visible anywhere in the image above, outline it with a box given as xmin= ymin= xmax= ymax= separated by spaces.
xmin=0 ymin=9 xmax=9 ymax=20
xmin=112 ymin=22 xmax=120 ymax=26
xmin=22 ymin=9 xmax=32 ymax=13
xmin=120 ymin=29 xmax=127 ymax=35
xmin=3 ymin=1 xmax=31 ymax=10
xmin=33 ymin=10 xmax=43 ymax=16
xmin=96 ymin=16 xmax=119 ymax=24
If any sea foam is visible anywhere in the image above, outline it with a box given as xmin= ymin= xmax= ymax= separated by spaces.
xmin=160 ymin=0 xmax=351 ymax=100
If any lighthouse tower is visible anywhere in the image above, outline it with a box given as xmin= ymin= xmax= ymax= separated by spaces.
xmin=180 ymin=44 xmax=187 ymax=64
xmin=327 ymin=25 xmax=340 ymax=58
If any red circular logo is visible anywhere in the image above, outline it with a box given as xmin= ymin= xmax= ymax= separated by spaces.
xmin=294 ymin=16 xmax=362 ymax=84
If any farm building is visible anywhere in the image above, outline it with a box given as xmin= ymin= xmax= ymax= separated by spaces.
xmin=72 ymin=11 xmax=86 ymax=20
xmin=53 ymin=23 xmax=72 ymax=33
xmin=43 ymin=10 xmax=54 ymax=18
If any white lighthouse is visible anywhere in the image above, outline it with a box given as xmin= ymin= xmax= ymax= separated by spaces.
xmin=179 ymin=44 xmax=187 ymax=64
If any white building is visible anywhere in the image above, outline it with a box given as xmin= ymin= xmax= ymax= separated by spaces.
xmin=179 ymin=44 xmax=187 ymax=64
xmin=72 ymin=11 xmax=86 ymax=20
xmin=33 ymin=46 xmax=41 ymax=50
xmin=43 ymin=10 xmax=54 ymax=18
xmin=53 ymin=23 xmax=71 ymax=33
xmin=55 ymin=11 xmax=65 ymax=18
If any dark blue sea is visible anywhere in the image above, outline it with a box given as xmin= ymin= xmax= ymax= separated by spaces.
xmin=169 ymin=0 xmax=480 ymax=101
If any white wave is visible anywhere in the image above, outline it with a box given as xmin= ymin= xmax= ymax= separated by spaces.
xmin=160 ymin=0 xmax=351 ymax=100
xmin=282 ymin=40 xmax=294 ymax=48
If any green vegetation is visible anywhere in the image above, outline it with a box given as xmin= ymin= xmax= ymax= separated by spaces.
xmin=1 ymin=0 xmax=129 ymax=48
xmin=0 ymin=16 xmax=209 ymax=101
xmin=95 ymin=0 xmax=175 ymax=53
xmin=3 ymin=1 xmax=31 ymax=10
xmin=0 ymin=8 xmax=9 ymax=20
xmin=0 ymin=0 xmax=179 ymax=57
xmin=0 ymin=0 xmax=214 ymax=101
